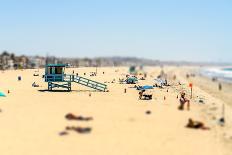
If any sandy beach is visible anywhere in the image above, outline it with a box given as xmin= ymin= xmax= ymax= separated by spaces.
xmin=0 ymin=66 xmax=232 ymax=155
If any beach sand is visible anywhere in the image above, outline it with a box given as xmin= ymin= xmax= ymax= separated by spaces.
xmin=0 ymin=66 xmax=231 ymax=155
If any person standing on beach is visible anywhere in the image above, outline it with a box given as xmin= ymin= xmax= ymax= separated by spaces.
xmin=179 ymin=92 xmax=190 ymax=110
xmin=218 ymin=83 xmax=222 ymax=91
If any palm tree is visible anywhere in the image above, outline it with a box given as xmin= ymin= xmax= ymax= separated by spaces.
xmin=10 ymin=53 xmax=16 ymax=61
xmin=2 ymin=50 xmax=10 ymax=56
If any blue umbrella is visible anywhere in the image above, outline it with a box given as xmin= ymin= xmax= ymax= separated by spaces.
xmin=142 ymin=85 xmax=153 ymax=90
xmin=137 ymin=85 xmax=153 ymax=90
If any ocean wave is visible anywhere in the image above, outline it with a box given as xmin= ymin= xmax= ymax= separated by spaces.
xmin=200 ymin=67 xmax=232 ymax=83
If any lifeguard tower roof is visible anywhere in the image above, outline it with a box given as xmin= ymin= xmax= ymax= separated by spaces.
xmin=45 ymin=64 xmax=67 ymax=67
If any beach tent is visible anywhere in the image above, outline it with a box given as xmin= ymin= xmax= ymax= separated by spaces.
xmin=126 ymin=77 xmax=138 ymax=84
xmin=0 ymin=92 xmax=6 ymax=97
xmin=154 ymin=78 xmax=166 ymax=86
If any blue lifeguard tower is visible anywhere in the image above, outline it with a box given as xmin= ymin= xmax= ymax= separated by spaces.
xmin=44 ymin=64 xmax=107 ymax=91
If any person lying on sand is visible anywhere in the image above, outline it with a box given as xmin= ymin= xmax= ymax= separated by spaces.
xmin=186 ymin=118 xmax=210 ymax=130
xmin=65 ymin=113 xmax=93 ymax=121
xmin=59 ymin=131 xmax=68 ymax=136
xmin=178 ymin=92 xmax=190 ymax=110
xmin=66 ymin=126 xmax=92 ymax=134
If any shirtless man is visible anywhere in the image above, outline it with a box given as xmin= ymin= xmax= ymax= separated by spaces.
xmin=186 ymin=118 xmax=210 ymax=130
xmin=179 ymin=92 xmax=190 ymax=110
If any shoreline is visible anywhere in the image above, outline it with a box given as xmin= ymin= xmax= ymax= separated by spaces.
xmin=199 ymin=66 xmax=232 ymax=84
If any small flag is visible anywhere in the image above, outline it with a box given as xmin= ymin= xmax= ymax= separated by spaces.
xmin=189 ymin=83 xmax=193 ymax=88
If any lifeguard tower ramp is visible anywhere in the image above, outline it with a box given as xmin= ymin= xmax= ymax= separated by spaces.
xmin=44 ymin=64 xmax=107 ymax=91
xmin=73 ymin=76 xmax=107 ymax=91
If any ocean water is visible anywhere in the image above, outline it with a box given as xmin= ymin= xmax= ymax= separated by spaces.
xmin=201 ymin=67 xmax=232 ymax=83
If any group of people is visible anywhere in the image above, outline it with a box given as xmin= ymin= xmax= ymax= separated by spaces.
xmin=138 ymin=90 xmax=153 ymax=100
xmin=178 ymin=92 xmax=210 ymax=130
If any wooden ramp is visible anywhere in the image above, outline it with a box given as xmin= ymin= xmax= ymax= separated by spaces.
xmin=73 ymin=76 xmax=107 ymax=91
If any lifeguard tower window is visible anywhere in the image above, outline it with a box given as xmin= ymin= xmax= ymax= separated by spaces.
xmin=55 ymin=67 xmax=63 ymax=74
xmin=48 ymin=67 xmax=52 ymax=74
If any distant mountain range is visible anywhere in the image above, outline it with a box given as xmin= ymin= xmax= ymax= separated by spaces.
xmin=1 ymin=50 xmax=231 ymax=69
xmin=56 ymin=56 xmax=232 ymax=67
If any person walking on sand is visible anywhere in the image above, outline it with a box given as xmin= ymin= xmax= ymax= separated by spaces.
xmin=179 ymin=92 xmax=190 ymax=110
xmin=139 ymin=90 xmax=145 ymax=99
xmin=218 ymin=83 xmax=222 ymax=91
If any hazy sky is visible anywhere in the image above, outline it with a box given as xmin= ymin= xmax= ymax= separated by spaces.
xmin=0 ymin=0 xmax=231 ymax=62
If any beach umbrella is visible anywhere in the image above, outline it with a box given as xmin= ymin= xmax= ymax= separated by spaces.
xmin=142 ymin=85 xmax=153 ymax=90
xmin=137 ymin=85 xmax=154 ymax=90
xmin=0 ymin=92 xmax=6 ymax=97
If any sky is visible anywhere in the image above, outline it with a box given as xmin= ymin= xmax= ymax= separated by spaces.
xmin=0 ymin=0 xmax=231 ymax=62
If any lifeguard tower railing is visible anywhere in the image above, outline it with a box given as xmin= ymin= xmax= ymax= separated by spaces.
xmin=45 ymin=74 xmax=72 ymax=82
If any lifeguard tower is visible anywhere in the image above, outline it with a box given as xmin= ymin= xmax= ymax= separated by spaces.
xmin=44 ymin=64 xmax=107 ymax=91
